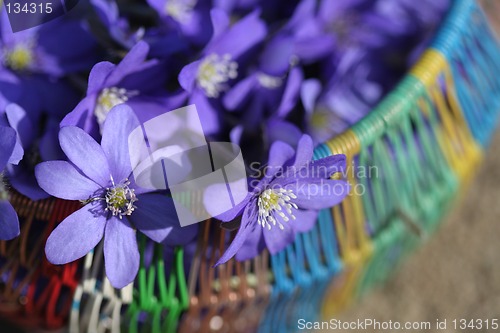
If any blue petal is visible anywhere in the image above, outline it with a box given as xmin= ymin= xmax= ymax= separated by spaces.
xmin=290 ymin=209 xmax=317 ymax=233
xmin=262 ymin=212 xmax=295 ymax=255
xmin=0 ymin=200 xmax=19 ymax=240
xmin=289 ymin=134 xmax=313 ymax=169
xmin=263 ymin=141 xmax=295 ymax=180
xmin=59 ymin=126 xmax=111 ymax=187
xmin=266 ymin=119 xmax=302 ymax=148
xmin=294 ymin=35 xmax=335 ymax=63
xmin=60 ymin=96 xmax=96 ymax=132
xmin=287 ymin=0 xmax=316 ymax=29
xmin=206 ymin=10 xmax=266 ymax=59
xmin=209 ymin=8 xmax=230 ymax=42
xmin=86 ymin=61 xmax=115 ymax=94
xmin=288 ymin=179 xmax=350 ymax=210
xmin=259 ymin=35 xmax=294 ymax=76
xmin=223 ymin=74 xmax=257 ymax=111
xmin=300 ymin=79 xmax=322 ymax=115
xmin=215 ymin=203 xmax=257 ymax=265
xmin=101 ymin=104 xmax=140 ymax=182
xmin=189 ymin=89 xmax=220 ymax=136
xmin=105 ymin=41 xmax=153 ymax=86
xmin=179 ymin=60 xmax=201 ymax=93
xmin=302 ymin=154 xmax=347 ymax=179
xmin=277 ymin=67 xmax=304 ymax=117
xmin=5 ymin=103 xmax=30 ymax=164
xmin=0 ymin=126 xmax=17 ymax=171
xmin=45 ymin=203 xmax=106 ymax=264
xmin=104 ymin=217 xmax=140 ymax=288
xmin=35 ymin=161 xmax=101 ymax=200
xmin=234 ymin=223 xmax=264 ymax=261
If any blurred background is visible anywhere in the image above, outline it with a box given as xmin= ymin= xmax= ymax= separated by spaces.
xmin=2 ymin=1 xmax=500 ymax=333
xmin=338 ymin=130 xmax=500 ymax=332
xmin=336 ymin=3 xmax=500 ymax=330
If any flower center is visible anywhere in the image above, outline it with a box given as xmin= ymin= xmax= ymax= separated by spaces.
xmin=197 ymin=53 xmax=238 ymax=98
xmin=257 ymin=188 xmax=298 ymax=230
xmin=105 ymin=179 xmax=137 ymax=219
xmin=4 ymin=44 xmax=34 ymax=71
xmin=165 ymin=0 xmax=197 ymax=23
xmin=308 ymin=105 xmax=343 ymax=137
xmin=310 ymin=107 xmax=331 ymax=129
xmin=257 ymin=73 xmax=283 ymax=89
xmin=95 ymin=87 xmax=136 ymax=129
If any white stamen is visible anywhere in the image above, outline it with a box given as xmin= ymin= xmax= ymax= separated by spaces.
xmin=165 ymin=0 xmax=197 ymax=23
xmin=197 ymin=53 xmax=238 ymax=98
xmin=257 ymin=73 xmax=283 ymax=89
xmin=104 ymin=177 xmax=138 ymax=219
xmin=257 ymin=188 xmax=298 ymax=230
xmin=94 ymin=87 xmax=138 ymax=130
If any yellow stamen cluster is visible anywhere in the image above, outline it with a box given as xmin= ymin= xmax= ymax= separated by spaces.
xmin=197 ymin=53 xmax=238 ymax=98
xmin=105 ymin=179 xmax=137 ymax=219
xmin=257 ymin=188 xmax=298 ymax=230
xmin=4 ymin=45 xmax=34 ymax=71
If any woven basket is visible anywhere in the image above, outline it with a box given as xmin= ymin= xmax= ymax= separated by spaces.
xmin=1 ymin=0 xmax=500 ymax=332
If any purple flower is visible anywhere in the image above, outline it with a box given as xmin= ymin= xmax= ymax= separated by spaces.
xmin=280 ymin=0 xmax=336 ymax=64
xmin=36 ymin=105 xmax=197 ymax=288
xmin=377 ymin=0 xmax=450 ymax=29
xmin=0 ymin=65 xmax=80 ymax=122
xmin=315 ymin=0 xmax=407 ymax=53
xmin=61 ymin=41 xmax=178 ymax=137
xmin=0 ymin=11 xmax=100 ymax=77
xmin=207 ymin=135 xmax=349 ymax=264
xmin=301 ymin=49 xmax=384 ymax=143
xmin=223 ymin=36 xmax=304 ymax=128
xmin=146 ymin=0 xmax=212 ymax=46
xmin=90 ymin=0 xmax=145 ymax=49
xmin=3 ymin=104 xmax=64 ymax=200
xmin=178 ymin=9 xmax=267 ymax=135
xmin=0 ymin=124 xmax=21 ymax=240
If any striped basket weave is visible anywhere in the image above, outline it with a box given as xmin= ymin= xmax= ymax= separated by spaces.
xmin=1 ymin=0 xmax=500 ymax=332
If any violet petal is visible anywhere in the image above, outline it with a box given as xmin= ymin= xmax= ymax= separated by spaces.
xmin=101 ymin=104 xmax=140 ymax=182
xmin=104 ymin=216 xmax=140 ymax=289
xmin=59 ymin=126 xmax=111 ymax=186
xmin=288 ymin=179 xmax=350 ymax=210
xmin=35 ymin=161 xmax=101 ymax=200
xmin=45 ymin=203 xmax=106 ymax=264
xmin=0 ymin=201 xmax=19 ymax=240
xmin=290 ymin=209 xmax=318 ymax=233
xmin=215 ymin=203 xmax=256 ymax=265
xmin=262 ymin=213 xmax=295 ymax=255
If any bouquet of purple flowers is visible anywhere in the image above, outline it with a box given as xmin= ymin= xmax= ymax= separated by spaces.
xmin=0 ymin=0 xmax=449 ymax=292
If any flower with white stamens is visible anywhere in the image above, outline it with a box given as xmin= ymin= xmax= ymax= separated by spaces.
xmin=197 ymin=53 xmax=238 ymax=98
xmin=257 ymin=188 xmax=298 ymax=230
